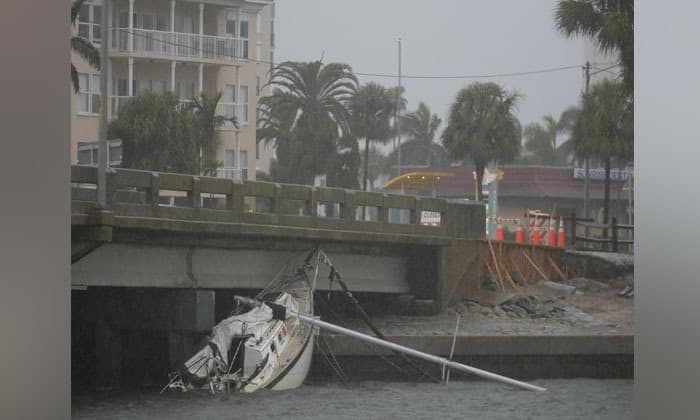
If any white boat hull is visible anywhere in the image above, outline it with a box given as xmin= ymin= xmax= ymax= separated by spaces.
xmin=268 ymin=332 xmax=314 ymax=391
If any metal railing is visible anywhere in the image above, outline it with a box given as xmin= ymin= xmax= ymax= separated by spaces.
xmin=110 ymin=27 xmax=247 ymax=62
xmin=112 ymin=96 xmax=193 ymax=117
xmin=215 ymin=102 xmax=247 ymax=123
xmin=570 ymin=213 xmax=634 ymax=253
xmin=216 ymin=167 xmax=248 ymax=181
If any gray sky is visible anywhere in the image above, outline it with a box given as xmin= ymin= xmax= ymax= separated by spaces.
xmin=275 ymin=0 xmax=588 ymax=139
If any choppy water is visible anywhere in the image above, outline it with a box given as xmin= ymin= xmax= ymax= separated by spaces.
xmin=72 ymin=379 xmax=632 ymax=420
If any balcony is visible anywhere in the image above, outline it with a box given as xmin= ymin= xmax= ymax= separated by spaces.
xmin=215 ymin=102 xmax=248 ymax=126
xmin=110 ymin=27 xmax=248 ymax=63
xmin=217 ymin=167 xmax=248 ymax=181
xmin=111 ymin=96 xmax=193 ymax=117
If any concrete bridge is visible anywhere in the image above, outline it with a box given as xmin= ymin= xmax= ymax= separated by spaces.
xmin=70 ymin=165 xmax=486 ymax=388
xmin=71 ymin=165 xmax=485 ymax=306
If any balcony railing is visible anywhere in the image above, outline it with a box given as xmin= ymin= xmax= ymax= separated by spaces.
xmin=110 ymin=27 xmax=248 ymax=62
xmin=217 ymin=167 xmax=248 ymax=181
xmin=215 ymin=102 xmax=247 ymax=126
xmin=112 ymin=96 xmax=193 ymax=117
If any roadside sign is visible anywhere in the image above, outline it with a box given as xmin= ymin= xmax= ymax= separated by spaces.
xmin=420 ymin=211 xmax=441 ymax=227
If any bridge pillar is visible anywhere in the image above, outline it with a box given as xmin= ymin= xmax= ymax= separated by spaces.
xmin=436 ymin=240 xmax=483 ymax=311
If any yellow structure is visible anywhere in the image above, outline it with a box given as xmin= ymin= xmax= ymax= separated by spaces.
xmin=380 ymin=172 xmax=453 ymax=196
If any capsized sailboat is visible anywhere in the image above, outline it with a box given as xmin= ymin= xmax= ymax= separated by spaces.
xmin=163 ymin=249 xmax=322 ymax=394
xmin=164 ymin=248 xmax=545 ymax=394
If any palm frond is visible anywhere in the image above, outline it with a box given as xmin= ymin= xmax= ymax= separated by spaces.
xmin=71 ymin=63 xmax=80 ymax=93
xmin=71 ymin=36 xmax=100 ymax=70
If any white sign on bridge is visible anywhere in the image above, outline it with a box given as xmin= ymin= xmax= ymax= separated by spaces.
xmin=420 ymin=211 xmax=441 ymax=227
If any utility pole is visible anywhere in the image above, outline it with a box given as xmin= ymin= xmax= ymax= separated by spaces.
xmin=583 ymin=61 xmax=591 ymax=240
xmin=97 ymin=0 xmax=110 ymax=209
xmin=396 ymin=37 xmax=402 ymax=178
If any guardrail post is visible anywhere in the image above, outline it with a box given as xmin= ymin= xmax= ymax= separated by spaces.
xmin=342 ymin=191 xmax=356 ymax=222
xmin=611 ymin=217 xmax=618 ymax=252
xmin=150 ymin=172 xmax=160 ymax=216
xmin=106 ymin=168 xmax=117 ymax=207
xmin=378 ymin=194 xmax=388 ymax=224
xmin=191 ymin=176 xmax=201 ymax=209
xmin=272 ymin=184 xmax=281 ymax=224
xmin=570 ymin=212 xmax=577 ymax=249
xmin=309 ymin=187 xmax=318 ymax=217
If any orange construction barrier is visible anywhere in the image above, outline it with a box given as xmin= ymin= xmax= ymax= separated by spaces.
xmin=557 ymin=216 xmax=566 ymax=249
xmin=532 ymin=214 xmax=540 ymax=245
xmin=515 ymin=217 xmax=524 ymax=244
xmin=496 ymin=215 xmax=504 ymax=241
xmin=547 ymin=216 xmax=556 ymax=247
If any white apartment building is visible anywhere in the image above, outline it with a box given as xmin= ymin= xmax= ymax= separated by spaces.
xmin=71 ymin=0 xmax=276 ymax=180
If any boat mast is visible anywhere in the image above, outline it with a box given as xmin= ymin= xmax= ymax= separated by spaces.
xmin=289 ymin=311 xmax=546 ymax=392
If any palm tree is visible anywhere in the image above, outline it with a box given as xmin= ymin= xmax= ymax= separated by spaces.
xmin=390 ymin=102 xmax=446 ymax=167
xmin=187 ymin=92 xmax=237 ymax=175
xmin=70 ymin=0 xmax=100 ymax=93
xmin=554 ymin=0 xmax=634 ymax=96
xmin=522 ymin=106 xmax=581 ymax=165
xmin=258 ymin=61 xmax=358 ymax=185
xmin=554 ymin=105 xmax=581 ymax=164
xmin=571 ymin=78 xmax=632 ymax=232
xmin=441 ymin=82 xmax=522 ymax=201
xmin=359 ymin=146 xmax=389 ymax=190
xmin=523 ymin=115 xmax=559 ymax=165
xmin=350 ymin=82 xmax=394 ymax=191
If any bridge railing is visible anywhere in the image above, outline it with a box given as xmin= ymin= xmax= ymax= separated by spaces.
xmin=71 ymin=166 xmax=483 ymax=240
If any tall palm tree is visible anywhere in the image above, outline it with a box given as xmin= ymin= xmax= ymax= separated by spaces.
xmin=187 ymin=92 xmax=237 ymax=174
xmin=571 ymin=78 xmax=632 ymax=233
xmin=391 ymin=102 xmax=446 ymax=167
xmin=71 ymin=0 xmax=100 ymax=93
xmin=350 ymin=82 xmax=394 ymax=191
xmin=554 ymin=0 xmax=634 ymax=96
xmin=442 ymin=82 xmax=522 ymax=201
xmin=258 ymin=60 xmax=358 ymax=185
xmin=359 ymin=146 xmax=389 ymax=191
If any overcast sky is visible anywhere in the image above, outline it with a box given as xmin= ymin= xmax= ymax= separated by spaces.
xmin=274 ymin=0 xmax=590 ymax=138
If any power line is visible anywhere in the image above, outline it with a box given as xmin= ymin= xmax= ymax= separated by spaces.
xmin=354 ymin=64 xmax=584 ymax=79
xmin=110 ymin=28 xmax=598 ymax=81
xmin=590 ymin=63 xmax=621 ymax=76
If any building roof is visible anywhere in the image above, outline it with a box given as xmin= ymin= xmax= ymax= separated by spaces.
xmin=388 ymin=165 xmax=628 ymax=201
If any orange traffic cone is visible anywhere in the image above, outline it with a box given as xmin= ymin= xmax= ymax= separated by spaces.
xmin=557 ymin=216 xmax=566 ymax=249
xmin=532 ymin=214 xmax=540 ymax=245
xmin=515 ymin=217 xmax=524 ymax=244
xmin=496 ymin=215 xmax=504 ymax=241
xmin=547 ymin=216 xmax=556 ymax=247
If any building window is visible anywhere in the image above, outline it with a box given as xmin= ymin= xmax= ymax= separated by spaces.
xmin=270 ymin=20 xmax=275 ymax=48
xmin=77 ymin=73 xmax=101 ymax=115
xmin=176 ymin=81 xmax=196 ymax=101
xmin=222 ymin=149 xmax=248 ymax=180
xmin=240 ymin=17 xmax=250 ymax=58
xmin=218 ymin=84 xmax=236 ymax=121
xmin=77 ymin=139 xmax=122 ymax=166
xmin=239 ymin=150 xmax=248 ymax=181
xmin=78 ymin=1 xmax=102 ymax=45
xmin=175 ymin=15 xmax=194 ymax=33
xmin=256 ymin=76 xmax=261 ymax=97
xmin=239 ymin=85 xmax=249 ymax=124
xmin=225 ymin=15 xmax=236 ymax=36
